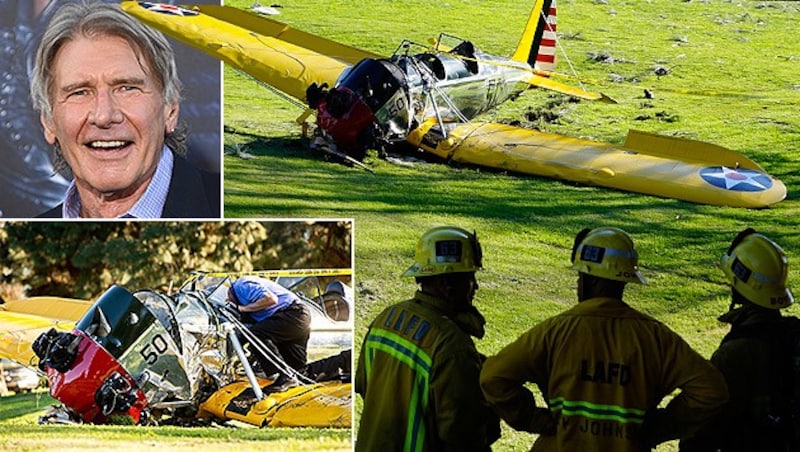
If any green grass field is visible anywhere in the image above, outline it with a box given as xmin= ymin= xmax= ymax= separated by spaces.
xmin=222 ymin=0 xmax=799 ymax=449
xmin=0 ymin=391 xmax=350 ymax=451
xmin=6 ymin=0 xmax=797 ymax=451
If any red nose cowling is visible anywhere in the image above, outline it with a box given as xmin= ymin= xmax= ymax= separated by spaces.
xmin=47 ymin=330 xmax=147 ymax=424
xmin=315 ymin=87 xmax=376 ymax=152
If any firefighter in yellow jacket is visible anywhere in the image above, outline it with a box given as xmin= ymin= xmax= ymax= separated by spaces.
xmin=480 ymin=227 xmax=728 ymax=451
xmin=680 ymin=229 xmax=798 ymax=451
xmin=355 ymin=226 xmax=500 ymax=451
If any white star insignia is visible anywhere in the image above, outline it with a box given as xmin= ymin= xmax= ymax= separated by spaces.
xmin=704 ymin=166 xmax=769 ymax=191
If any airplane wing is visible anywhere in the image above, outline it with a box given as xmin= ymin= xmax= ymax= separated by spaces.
xmin=198 ymin=379 xmax=351 ymax=428
xmin=123 ymin=2 xmax=604 ymax=104
xmin=123 ymin=2 xmax=785 ymax=208
xmin=527 ymin=73 xmax=616 ymax=103
xmin=0 ymin=297 xmax=91 ymax=366
xmin=120 ymin=2 xmax=380 ymax=102
xmin=407 ymin=120 xmax=786 ymax=208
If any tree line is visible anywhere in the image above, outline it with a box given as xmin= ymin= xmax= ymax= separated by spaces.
xmin=0 ymin=221 xmax=351 ymax=299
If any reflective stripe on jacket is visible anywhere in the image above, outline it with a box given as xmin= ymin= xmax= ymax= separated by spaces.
xmin=481 ymin=296 xmax=728 ymax=452
xmin=355 ymin=291 xmax=496 ymax=452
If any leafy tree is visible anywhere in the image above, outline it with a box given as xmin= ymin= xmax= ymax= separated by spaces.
xmin=0 ymin=221 xmax=351 ymax=299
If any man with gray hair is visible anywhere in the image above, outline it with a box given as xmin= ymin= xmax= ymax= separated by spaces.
xmin=31 ymin=1 xmax=219 ymax=218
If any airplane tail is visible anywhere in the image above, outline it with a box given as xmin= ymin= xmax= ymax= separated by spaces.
xmin=511 ymin=0 xmax=557 ymax=73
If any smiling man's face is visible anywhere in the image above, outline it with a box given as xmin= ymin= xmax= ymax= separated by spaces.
xmin=41 ymin=34 xmax=178 ymax=202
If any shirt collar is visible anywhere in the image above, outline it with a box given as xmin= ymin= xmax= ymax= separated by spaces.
xmin=62 ymin=183 xmax=82 ymax=219
xmin=62 ymin=147 xmax=173 ymax=219
xmin=569 ymin=296 xmax=654 ymax=321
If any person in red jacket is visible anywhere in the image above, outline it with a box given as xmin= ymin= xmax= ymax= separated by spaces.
xmin=480 ymin=226 xmax=728 ymax=451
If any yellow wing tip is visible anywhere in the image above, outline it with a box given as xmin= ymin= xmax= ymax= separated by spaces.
xmin=600 ymin=93 xmax=617 ymax=104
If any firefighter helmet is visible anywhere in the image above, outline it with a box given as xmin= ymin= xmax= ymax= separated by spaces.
xmin=571 ymin=227 xmax=647 ymax=284
xmin=403 ymin=226 xmax=482 ymax=277
xmin=720 ymin=228 xmax=793 ymax=309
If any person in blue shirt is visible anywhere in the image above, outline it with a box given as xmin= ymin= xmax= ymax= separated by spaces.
xmin=227 ymin=276 xmax=311 ymax=388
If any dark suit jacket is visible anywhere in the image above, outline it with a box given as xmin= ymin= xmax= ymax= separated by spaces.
xmin=37 ymin=153 xmax=221 ymax=218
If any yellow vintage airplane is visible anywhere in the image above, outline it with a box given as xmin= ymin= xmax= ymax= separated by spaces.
xmin=121 ymin=1 xmax=786 ymax=208
xmin=0 ymin=270 xmax=353 ymax=428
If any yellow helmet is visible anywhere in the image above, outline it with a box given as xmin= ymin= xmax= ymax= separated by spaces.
xmin=403 ymin=226 xmax=482 ymax=277
xmin=571 ymin=227 xmax=647 ymax=284
xmin=720 ymin=228 xmax=793 ymax=309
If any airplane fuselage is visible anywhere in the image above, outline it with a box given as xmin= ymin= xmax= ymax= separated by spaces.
xmin=406 ymin=52 xmax=532 ymax=124
xmin=314 ymin=39 xmax=534 ymax=152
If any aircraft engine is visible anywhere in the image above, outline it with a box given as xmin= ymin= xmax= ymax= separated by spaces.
xmin=307 ymin=57 xmax=413 ymax=157
xmin=33 ymin=285 xmax=233 ymax=424
xmin=306 ymin=40 xmax=495 ymax=159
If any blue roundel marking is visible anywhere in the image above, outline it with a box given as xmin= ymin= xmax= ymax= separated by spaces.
xmin=700 ymin=166 xmax=772 ymax=192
